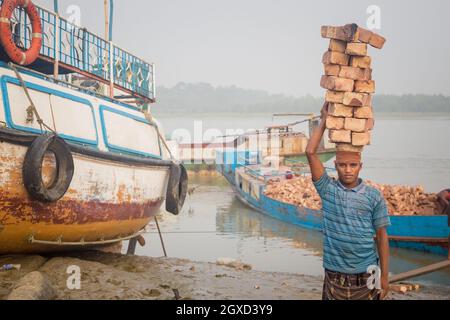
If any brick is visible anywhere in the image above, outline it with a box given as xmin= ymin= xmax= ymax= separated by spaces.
xmin=329 ymin=129 xmax=352 ymax=143
xmin=344 ymin=118 xmax=367 ymax=132
xmin=365 ymin=118 xmax=375 ymax=130
xmin=322 ymin=51 xmax=350 ymax=66
xmin=358 ymin=27 xmax=386 ymax=49
xmin=338 ymin=66 xmax=372 ymax=81
xmin=321 ymin=24 xmax=359 ymax=42
xmin=325 ymin=90 xmax=344 ymax=104
xmin=350 ymin=56 xmax=371 ymax=68
xmin=354 ymin=80 xmax=376 ymax=93
xmin=345 ymin=42 xmax=367 ymax=56
xmin=324 ymin=64 xmax=341 ymax=76
xmin=320 ymin=76 xmax=354 ymax=92
xmin=329 ymin=39 xmax=347 ymax=53
xmin=369 ymin=33 xmax=386 ymax=49
xmin=354 ymin=106 xmax=373 ymax=119
xmin=358 ymin=27 xmax=373 ymax=43
xmin=326 ymin=116 xmax=345 ymax=130
xmin=336 ymin=143 xmax=364 ymax=153
xmin=343 ymin=92 xmax=372 ymax=107
xmin=329 ymin=103 xmax=353 ymax=117
xmin=352 ymin=131 xmax=371 ymax=146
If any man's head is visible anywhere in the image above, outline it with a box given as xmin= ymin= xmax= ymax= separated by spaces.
xmin=334 ymin=151 xmax=363 ymax=187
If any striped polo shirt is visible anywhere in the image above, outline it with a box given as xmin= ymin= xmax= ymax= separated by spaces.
xmin=313 ymin=173 xmax=391 ymax=274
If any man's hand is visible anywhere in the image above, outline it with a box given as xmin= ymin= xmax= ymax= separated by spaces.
xmin=380 ymin=275 xmax=389 ymax=300
xmin=320 ymin=102 xmax=329 ymax=120
xmin=306 ymin=102 xmax=328 ymax=182
xmin=376 ymin=227 xmax=390 ymax=300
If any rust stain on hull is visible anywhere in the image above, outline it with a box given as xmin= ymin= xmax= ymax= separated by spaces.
xmin=0 ymin=191 xmax=164 ymax=225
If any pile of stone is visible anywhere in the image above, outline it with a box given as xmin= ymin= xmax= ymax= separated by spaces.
xmin=264 ymin=177 xmax=440 ymax=215
xmin=365 ymin=180 xmax=440 ymax=215
xmin=320 ymin=23 xmax=385 ymax=152
xmin=264 ymin=177 xmax=322 ymax=210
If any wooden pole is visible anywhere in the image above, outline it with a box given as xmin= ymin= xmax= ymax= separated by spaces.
xmin=104 ymin=0 xmax=109 ymax=40
xmin=389 ymin=259 xmax=450 ymax=283
xmin=126 ymin=238 xmax=137 ymax=255
xmin=155 ymin=216 xmax=167 ymax=257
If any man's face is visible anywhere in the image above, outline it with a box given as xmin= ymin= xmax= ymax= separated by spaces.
xmin=335 ymin=160 xmax=363 ymax=186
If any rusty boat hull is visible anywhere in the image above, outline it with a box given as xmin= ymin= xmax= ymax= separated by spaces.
xmin=0 ymin=138 xmax=170 ymax=254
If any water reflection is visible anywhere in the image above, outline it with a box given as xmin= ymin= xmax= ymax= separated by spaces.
xmin=135 ymin=175 xmax=450 ymax=285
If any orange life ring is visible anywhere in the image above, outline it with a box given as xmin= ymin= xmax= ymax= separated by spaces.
xmin=0 ymin=0 xmax=42 ymax=65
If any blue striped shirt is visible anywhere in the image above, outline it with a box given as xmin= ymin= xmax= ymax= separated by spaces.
xmin=313 ymin=173 xmax=391 ymax=274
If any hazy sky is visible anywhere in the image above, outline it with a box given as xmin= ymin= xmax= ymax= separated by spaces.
xmin=36 ymin=0 xmax=450 ymax=97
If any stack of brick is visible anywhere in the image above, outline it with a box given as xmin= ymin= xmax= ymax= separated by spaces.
xmin=320 ymin=23 xmax=386 ymax=152
xmin=264 ymin=177 xmax=441 ymax=215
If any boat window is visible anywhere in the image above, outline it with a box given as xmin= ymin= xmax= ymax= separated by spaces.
xmin=5 ymin=82 xmax=55 ymax=132
xmin=49 ymin=95 xmax=97 ymax=144
xmin=4 ymin=81 xmax=97 ymax=146
xmin=101 ymin=106 xmax=161 ymax=158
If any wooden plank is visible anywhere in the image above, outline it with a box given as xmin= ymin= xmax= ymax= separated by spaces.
xmin=126 ymin=238 xmax=137 ymax=255
xmin=387 ymin=236 xmax=448 ymax=243
xmin=389 ymin=260 xmax=450 ymax=283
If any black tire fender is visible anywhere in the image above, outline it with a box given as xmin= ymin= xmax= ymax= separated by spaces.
xmin=22 ymin=134 xmax=74 ymax=202
xmin=165 ymin=163 xmax=188 ymax=215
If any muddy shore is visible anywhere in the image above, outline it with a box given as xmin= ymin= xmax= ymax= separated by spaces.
xmin=1 ymin=252 xmax=448 ymax=300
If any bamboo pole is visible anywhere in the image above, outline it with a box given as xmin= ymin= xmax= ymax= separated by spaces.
xmin=389 ymin=259 xmax=450 ymax=283
xmin=104 ymin=0 xmax=109 ymax=40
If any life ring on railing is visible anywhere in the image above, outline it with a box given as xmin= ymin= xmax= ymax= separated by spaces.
xmin=165 ymin=163 xmax=188 ymax=215
xmin=0 ymin=0 xmax=42 ymax=65
xmin=23 ymin=134 xmax=74 ymax=202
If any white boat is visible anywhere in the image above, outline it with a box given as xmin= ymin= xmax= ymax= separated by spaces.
xmin=0 ymin=0 xmax=187 ymax=253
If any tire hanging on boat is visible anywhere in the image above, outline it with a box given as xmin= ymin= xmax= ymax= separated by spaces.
xmin=0 ymin=0 xmax=43 ymax=65
xmin=23 ymin=134 xmax=74 ymax=202
xmin=165 ymin=163 xmax=188 ymax=215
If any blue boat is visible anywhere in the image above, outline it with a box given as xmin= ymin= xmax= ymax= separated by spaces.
xmin=216 ymin=150 xmax=450 ymax=256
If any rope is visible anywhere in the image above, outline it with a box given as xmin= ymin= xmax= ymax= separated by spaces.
xmin=9 ymin=63 xmax=56 ymax=134
xmin=48 ymin=95 xmax=58 ymax=132
xmin=145 ymin=111 xmax=176 ymax=161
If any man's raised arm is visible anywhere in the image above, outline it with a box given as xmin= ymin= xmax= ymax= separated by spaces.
xmin=306 ymin=102 xmax=328 ymax=182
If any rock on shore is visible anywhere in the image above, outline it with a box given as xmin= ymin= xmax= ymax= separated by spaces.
xmin=1 ymin=252 xmax=448 ymax=300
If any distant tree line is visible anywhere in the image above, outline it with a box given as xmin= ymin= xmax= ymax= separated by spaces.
xmin=152 ymin=82 xmax=450 ymax=113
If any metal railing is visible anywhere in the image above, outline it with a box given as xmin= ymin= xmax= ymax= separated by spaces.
xmin=0 ymin=0 xmax=155 ymax=102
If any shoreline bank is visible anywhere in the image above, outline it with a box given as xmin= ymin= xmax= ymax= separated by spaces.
xmin=1 ymin=252 xmax=448 ymax=300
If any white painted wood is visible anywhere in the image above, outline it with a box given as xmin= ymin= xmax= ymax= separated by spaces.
xmin=0 ymin=142 xmax=170 ymax=204
xmin=6 ymin=83 xmax=55 ymax=131
xmin=102 ymin=109 xmax=161 ymax=156
xmin=49 ymin=94 xmax=97 ymax=142
xmin=0 ymin=66 xmax=167 ymax=160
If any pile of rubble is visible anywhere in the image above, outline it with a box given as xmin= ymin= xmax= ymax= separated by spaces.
xmin=264 ymin=177 xmax=322 ymax=210
xmin=264 ymin=177 xmax=441 ymax=215
xmin=365 ymin=180 xmax=440 ymax=216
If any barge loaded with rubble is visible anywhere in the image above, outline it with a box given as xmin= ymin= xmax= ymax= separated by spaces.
xmin=0 ymin=0 xmax=187 ymax=254
xmin=216 ymin=150 xmax=450 ymax=256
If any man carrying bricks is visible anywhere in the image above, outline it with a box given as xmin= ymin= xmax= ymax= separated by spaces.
xmin=306 ymin=102 xmax=390 ymax=300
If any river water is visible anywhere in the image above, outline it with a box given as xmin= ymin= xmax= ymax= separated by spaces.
xmin=134 ymin=113 xmax=450 ymax=286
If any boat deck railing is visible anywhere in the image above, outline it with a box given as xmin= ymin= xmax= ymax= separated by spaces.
xmin=0 ymin=0 xmax=155 ymax=104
